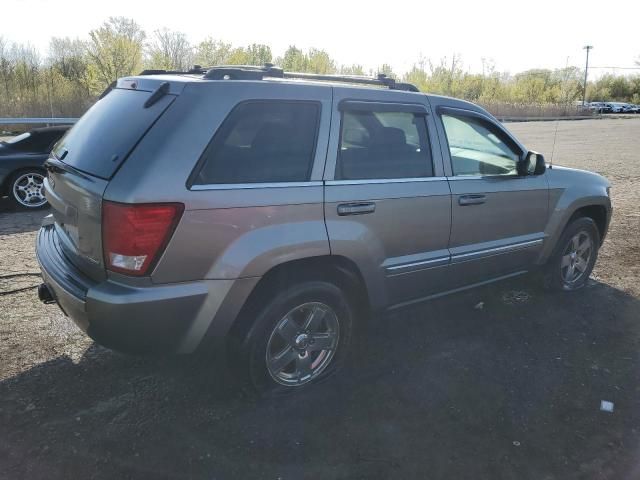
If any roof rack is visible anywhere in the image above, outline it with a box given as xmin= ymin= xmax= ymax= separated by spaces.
xmin=139 ymin=66 xmax=209 ymax=76
xmin=139 ymin=64 xmax=419 ymax=92
xmin=282 ymin=71 xmax=419 ymax=93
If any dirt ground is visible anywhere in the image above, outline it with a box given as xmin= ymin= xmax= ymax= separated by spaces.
xmin=0 ymin=118 xmax=639 ymax=479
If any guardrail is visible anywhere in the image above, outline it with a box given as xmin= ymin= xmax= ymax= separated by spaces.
xmin=0 ymin=117 xmax=79 ymax=125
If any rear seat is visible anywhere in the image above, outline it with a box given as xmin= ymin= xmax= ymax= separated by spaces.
xmin=338 ymin=127 xmax=429 ymax=179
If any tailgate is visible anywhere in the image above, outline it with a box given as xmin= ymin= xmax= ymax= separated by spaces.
xmin=43 ymin=83 xmax=177 ymax=281
xmin=45 ymin=160 xmax=109 ymax=281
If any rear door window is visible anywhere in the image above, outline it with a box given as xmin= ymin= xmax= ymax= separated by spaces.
xmin=193 ymin=101 xmax=320 ymax=185
xmin=53 ymin=88 xmax=175 ymax=179
xmin=336 ymin=108 xmax=433 ymax=180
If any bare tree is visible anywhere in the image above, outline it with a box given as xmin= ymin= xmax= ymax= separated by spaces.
xmin=0 ymin=36 xmax=13 ymax=98
xmin=147 ymin=28 xmax=193 ymax=71
xmin=49 ymin=37 xmax=92 ymax=95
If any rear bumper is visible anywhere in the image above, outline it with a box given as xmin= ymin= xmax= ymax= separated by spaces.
xmin=36 ymin=225 xmax=255 ymax=354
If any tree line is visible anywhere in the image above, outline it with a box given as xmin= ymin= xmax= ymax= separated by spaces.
xmin=1 ymin=16 xmax=639 ymax=120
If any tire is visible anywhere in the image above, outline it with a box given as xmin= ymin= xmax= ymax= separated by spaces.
xmin=543 ymin=217 xmax=600 ymax=292
xmin=229 ymin=280 xmax=354 ymax=394
xmin=9 ymin=169 xmax=48 ymax=209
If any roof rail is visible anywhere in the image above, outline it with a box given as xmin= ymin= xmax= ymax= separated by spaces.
xmin=138 ymin=63 xmax=420 ymax=92
xmin=139 ymin=65 xmax=209 ymax=76
xmin=197 ymin=64 xmax=419 ymax=92
xmin=203 ymin=64 xmax=285 ymax=80
xmin=282 ymin=71 xmax=419 ymax=92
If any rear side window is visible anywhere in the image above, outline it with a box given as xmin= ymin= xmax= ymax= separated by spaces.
xmin=53 ymin=88 xmax=175 ymax=179
xmin=194 ymin=101 xmax=320 ymax=185
xmin=336 ymin=108 xmax=433 ymax=180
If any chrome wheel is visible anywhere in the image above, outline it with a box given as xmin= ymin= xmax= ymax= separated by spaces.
xmin=12 ymin=172 xmax=47 ymax=208
xmin=560 ymin=231 xmax=593 ymax=285
xmin=266 ymin=302 xmax=340 ymax=387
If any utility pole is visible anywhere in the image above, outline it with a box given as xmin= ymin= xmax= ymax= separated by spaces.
xmin=583 ymin=45 xmax=593 ymax=106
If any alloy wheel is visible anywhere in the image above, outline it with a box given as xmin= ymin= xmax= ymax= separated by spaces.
xmin=560 ymin=231 xmax=593 ymax=285
xmin=265 ymin=302 xmax=340 ymax=387
xmin=12 ymin=172 xmax=47 ymax=208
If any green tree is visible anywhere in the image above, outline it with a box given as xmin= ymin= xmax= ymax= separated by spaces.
xmin=194 ymin=38 xmax=232 ymax=66
xmin=226 ymin=47 xmax=250 ymax=65
xmin=403 ymin=64 xmax=429 ymax=90
xmin=87 ymin=17 xmax=146 ymax=88
xmin=306 ymin=48 xmax=336 ymax=74
xmin=245 ymin=43 xmax=272 ymax=65
xmin=281 ymin=46 xmax=308 ymax=71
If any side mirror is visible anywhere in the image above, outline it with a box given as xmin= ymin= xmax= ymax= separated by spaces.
xmin=519 ymin=151 xmax=546 ymax=176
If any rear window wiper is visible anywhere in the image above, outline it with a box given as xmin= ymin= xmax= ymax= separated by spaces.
xmin=144 ymin=82 xmax=170 ymax=108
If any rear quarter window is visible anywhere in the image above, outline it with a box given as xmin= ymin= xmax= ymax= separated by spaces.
xmin=193 ymin=101 xmax=320 ymax=185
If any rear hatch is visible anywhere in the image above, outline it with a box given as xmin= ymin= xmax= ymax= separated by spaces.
xmin=44 ymin=79 xmax=177 ymax=281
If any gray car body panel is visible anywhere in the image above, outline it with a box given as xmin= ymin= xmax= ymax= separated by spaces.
xmin=323 ymin=87 xmax=451 ymax=309
xmin=36 ymin=74 xmax=612 ymax=354
xmin=429 ymin=99 xmax=550 ymax=286
xmin=539 ymin=165 xmax=611 ymax=262
xmin=105 ymin=81 xmax=333 ymax=285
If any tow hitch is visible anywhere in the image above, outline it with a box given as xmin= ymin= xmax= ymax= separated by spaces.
xmin=37 ymin=283 xmax=56 ymax=304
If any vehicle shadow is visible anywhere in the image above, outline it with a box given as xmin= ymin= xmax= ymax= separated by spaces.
xmin=0 ymin=197 xmax=49 ymax=235
xmin=1 ymin=279 xmax=639 ymax=479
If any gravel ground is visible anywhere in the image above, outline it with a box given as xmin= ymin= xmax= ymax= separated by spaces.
xmin=1 ymin=118 xmax=639 ymax=479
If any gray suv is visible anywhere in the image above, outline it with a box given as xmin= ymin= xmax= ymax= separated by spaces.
xmin=36 ymin=65 xmax=612 ymax=392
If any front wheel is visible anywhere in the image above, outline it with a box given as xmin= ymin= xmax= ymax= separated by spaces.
xmin=544 ymin=217 xmax=600 ymax=291
xmin=10 ymin=170 xmax=48 ymax=209
xmin=230 ymin=281 xmax=354 ymax=394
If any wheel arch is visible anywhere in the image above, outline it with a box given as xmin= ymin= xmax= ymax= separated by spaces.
xmin=2 ymin=165 xmax=47 ymax=198
xmin=539 ymin=199 xmax=611 ymax=265
xmin=568 ymin=204 xmax=609 ymax=245
xmin=227 ymin=255 xmax=370 ymax=342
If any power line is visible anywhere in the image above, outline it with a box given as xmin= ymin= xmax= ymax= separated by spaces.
xmin=588 ymin=66 xmax=640 ymax=70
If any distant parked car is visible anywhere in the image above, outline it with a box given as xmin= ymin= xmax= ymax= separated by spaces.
xmin=605 ymin=102 xmax=625 ymax=113
xmin=620 ymin=103 xmax=636 ymax=113
xmin=589 ymin=102 xmax=611 ymax=113
xmin=0 ymin=126 xmax=70 ymax=209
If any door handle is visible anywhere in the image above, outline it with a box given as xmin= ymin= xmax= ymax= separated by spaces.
xmin=458 ymin=194 xmax=486 ymax=206
xmin=337 ymin=202 xmax=376 ymax=216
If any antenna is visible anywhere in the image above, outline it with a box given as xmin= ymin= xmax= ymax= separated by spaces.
xmin=550 ymin=55 xmax=571 ymax=169
xmin=549 ymin=119 xmax=559 ymax=169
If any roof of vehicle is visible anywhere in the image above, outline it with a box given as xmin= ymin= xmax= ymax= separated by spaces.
xmin=115 ymin=63 xmax=494 ymax=122
xmin=133 ymin=63 xmax=420 ymax=92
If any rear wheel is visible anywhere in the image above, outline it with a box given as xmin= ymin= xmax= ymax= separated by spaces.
xmin=230 ymin=281 xmax=354 ymax=394
xmin=10 ymin=170 xmax=48 ymax=209
xmin=544 ymin=217 xmax=599 ymax=291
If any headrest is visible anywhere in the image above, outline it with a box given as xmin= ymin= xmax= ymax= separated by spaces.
xmin=369 ymin=127 xmax=407 ymax=148
xmin=251 ymin=123 xmax=290 ymax=151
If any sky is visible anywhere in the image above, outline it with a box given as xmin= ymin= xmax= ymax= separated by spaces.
xmin=3 ymin=0 xmax=640 ymax=77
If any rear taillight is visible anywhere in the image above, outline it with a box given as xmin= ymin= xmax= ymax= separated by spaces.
xmin=102 ymin=201 xmax=184 ymax=276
